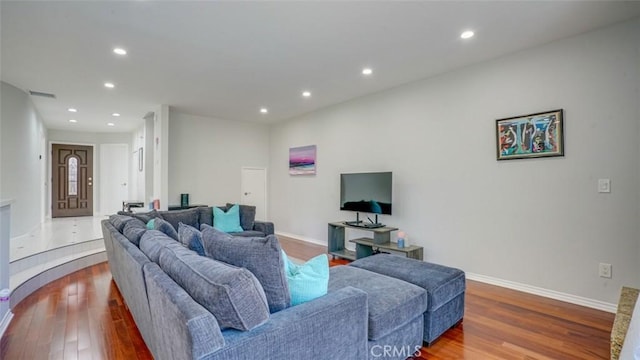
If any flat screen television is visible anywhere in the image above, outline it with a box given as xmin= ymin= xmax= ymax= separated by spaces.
xmin=340 ymin=172 xmax=392 ymax=215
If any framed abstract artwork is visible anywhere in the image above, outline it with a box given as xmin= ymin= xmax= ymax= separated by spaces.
xmin=289 ymin=145 xmax=316 ymax=175
xmin=496 ymin=109 xmax=564 ymax=160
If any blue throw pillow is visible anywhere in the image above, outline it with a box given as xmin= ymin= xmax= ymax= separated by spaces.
xmin=213 ymin=204 xmax=243 ymax=233
xmin=201 ymin=225 xmax=290 ymax=313
xmin=149 ymin=217 xmax=179 ymax=241
xmin=281 ymin=250 xmax=329 ymax=306
xmin=178 ymin=222 xmax=205 ymax=256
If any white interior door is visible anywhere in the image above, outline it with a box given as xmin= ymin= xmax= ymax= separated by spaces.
xmin=100 ymin=144 xmax=129 ymax=215
xmin=241 ymin=167 xmax=267 ymax=221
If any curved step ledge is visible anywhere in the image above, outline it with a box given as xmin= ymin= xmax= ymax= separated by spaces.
xmin=9 ymin=251 xmax=107 ymax=309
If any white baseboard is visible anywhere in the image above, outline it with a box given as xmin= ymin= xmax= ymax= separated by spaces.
xmin=273 ymin=233 xmax=617 ymax=313
xmin=275 ymin=231 xmax=325 ymax=247
xmin=0 ymin=310 xmax=13 ymax=339
xmin=466 ymin=272 xmax=617 ymax=313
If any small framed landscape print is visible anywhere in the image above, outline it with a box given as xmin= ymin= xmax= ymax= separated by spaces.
xmin=289 ymin=145 xmax=316 ymax=175
xmin=496 ymin=109 xmax=564 ymax=160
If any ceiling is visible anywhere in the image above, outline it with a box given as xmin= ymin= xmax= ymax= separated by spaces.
xmin=2 ymin=1 xmax=640 ymax=133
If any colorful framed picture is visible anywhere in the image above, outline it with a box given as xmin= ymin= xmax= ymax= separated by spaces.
xmin=496 ymin=109 xmax=564 ymax=160
xmin=289 ymin=145 xmax=316 ymax=175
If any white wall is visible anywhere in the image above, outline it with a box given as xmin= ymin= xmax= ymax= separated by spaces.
xmin=48 ymin=130 xmax=132 ymax=215
xmin=269 ymin=19 xmax=640 ymax=305
xmin=0 ymin=82 xmax=47 ymax=237
xmin=131 ymin=125 xmax=145 ymax=202
xmin=152 ymin=106 xmax=170 ymax=210
xmin=168 ymin=111 xmax=270 ymax=207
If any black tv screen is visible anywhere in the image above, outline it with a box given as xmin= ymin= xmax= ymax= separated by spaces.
xmin=340 ymin=172 xmax=392 ymax=215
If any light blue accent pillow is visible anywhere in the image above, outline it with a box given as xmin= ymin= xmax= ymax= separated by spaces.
xmin=281 ymin=250 xmax=329 ymax=306
xmin=213 ymin=204 xmax=243 ymax=233
xmin=146 ymin=218 xmax=155 ymax=230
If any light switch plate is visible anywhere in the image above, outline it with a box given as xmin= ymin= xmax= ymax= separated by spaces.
xmin=598 ymin=179 xmax=611 ymax=193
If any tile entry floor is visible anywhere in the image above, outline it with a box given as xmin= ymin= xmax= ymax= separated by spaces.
xmin=10 ymin=216 xmax=107 ymax=262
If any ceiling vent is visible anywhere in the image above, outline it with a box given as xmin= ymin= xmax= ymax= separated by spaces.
xmin=28 ymin=90 xmax=56 ymax=99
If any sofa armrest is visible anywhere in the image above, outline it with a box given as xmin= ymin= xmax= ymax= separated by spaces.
xmin=212 ymin=287 xmax=369 ymax=360
xmin=253 ymin=221 xmax=274 ymax=236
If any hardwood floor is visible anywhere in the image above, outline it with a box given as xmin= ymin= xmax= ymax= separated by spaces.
xmin=0 ymin=263 xmax=152 ymax=360
xmin=1 ymin=236 xmax=614 ymax=359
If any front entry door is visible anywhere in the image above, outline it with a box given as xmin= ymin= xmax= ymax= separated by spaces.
xmin=52 ymin=144 xmax=94 ymax=217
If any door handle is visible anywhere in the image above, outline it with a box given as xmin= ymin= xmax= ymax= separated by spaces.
xmin=88 ymin=182 xmax=93 ymax=186
xmin=244 ymin=192 xmax=251 ymax=195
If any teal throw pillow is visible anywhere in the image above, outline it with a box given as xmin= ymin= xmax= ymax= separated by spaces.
xmin=146 ymin=218 xmax=155 ymax=230
xmin=213 ymin=204 xmax=243 ymax=233
xmin=281 ymin=250 xmax=329 ymax=306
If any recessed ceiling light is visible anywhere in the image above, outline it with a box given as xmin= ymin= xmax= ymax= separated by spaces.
xmin=460 ymin=30 xmax=475 ymax=39
xmin=68 ymin=108 xmax=77 ymax=113
xmin=69 ymin=119 xmax=77 ymax=123
xmin=260 ymin=108 xmax=268 ymax=114
xmin=112 ymin=113 xmax=121 ymax=117
xmin=104 ymin=82 xmax=115 ymax=88
xmin=302 ymin=91 xmax=311 ymax=97
xmin=107 ymin=122 xmax=115 ymax=126
xmin=362 ymin=68 xmax=373 ymax=75
xmin=113 ymin=48 xmax=127 ymax=55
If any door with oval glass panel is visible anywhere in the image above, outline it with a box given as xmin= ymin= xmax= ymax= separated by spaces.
xmin=52 ymin=144 xmax=94 ymax=217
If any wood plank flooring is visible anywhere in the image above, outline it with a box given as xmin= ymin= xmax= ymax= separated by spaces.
xmin=1 ymin=236 xmax=614 ymax=359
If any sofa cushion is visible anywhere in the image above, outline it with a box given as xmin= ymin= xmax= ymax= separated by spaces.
xmin=350 ymin=254 xmax=465 ymax=310
xmin=122 ymin=219 xmax=147 ymax=246
xmin=228 ymin=230 xmax=265 ymax=237
xmin=328 ymin=265 xmax=427 ymax=340
xmin=226 ymin=203 xmax=256 ymax=231
xmin=197 ymin=206 xmax=214 ymax=227
xmin=131 ymin=209 xmax=160 ymax=224
xmin=158 ymin=208 xmax=199 ymax=231
xmin=178 ymin=223 xmax=205 ymax=256
xmin=213 ymin=204 xmax=243 ymax=233
xmin=158 ymin=243 xmax=270 ymax=331
xmin=282 ymin=250 xmax=329 ymax=306
xmin=150 ymin=218 xmax=179 ymax=241
xmin=140 ymin=230 xmax=182 ymax=263
xmin=109 ymin=214 xmax=135 ymax=232
xmin=201 ymin=225 xmax=290 ymax=313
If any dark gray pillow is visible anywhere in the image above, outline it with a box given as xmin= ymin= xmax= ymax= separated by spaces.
xmin=152 ymin=217 xmax=179 ymax=241
xmin=178 ymin=223 xmax=205 ymax=256
xmin=109 ymin=214 xmax=135 ymax=232
xmin=197 ymin=206 xmax=214 ymax=227
xmin=226 ymin=203 xmax=256 ymax=231
xmin=140 ymin=230 xmax=182 ymax=263
xmin=131 ymin=209 xmax=160 ymax=224
xmin=158 ymin=243 xmax=269 ymax=331
xmin=158 ymin=208 xmax=199 ymax=231
xmin=122 ymin=219 xmax=147 ymax=246
xmin=201 ymin=225 xmax=290 ymax=313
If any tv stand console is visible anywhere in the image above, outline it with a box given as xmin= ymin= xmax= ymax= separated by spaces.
xmin=328 ymin=222 xmax=423 ymax=260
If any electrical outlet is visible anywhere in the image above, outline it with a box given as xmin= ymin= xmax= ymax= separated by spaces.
xmin=599 ymin=263 xmax=612 ymax=278
xmin=598 ymin=179 xmax=611 ymax=193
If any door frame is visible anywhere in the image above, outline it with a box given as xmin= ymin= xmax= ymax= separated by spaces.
xmin=48 ymin=141 xmax=97 ymax=218
xmin=240 ymin=167 xmax=268 ymax=220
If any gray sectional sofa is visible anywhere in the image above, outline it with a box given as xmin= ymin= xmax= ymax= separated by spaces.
xmin=102 ymin=207 xmax=452 ymax=359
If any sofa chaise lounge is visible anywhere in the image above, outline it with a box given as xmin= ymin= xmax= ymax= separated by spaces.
xmin=102 ymin=208 xmax=431 ymax=359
